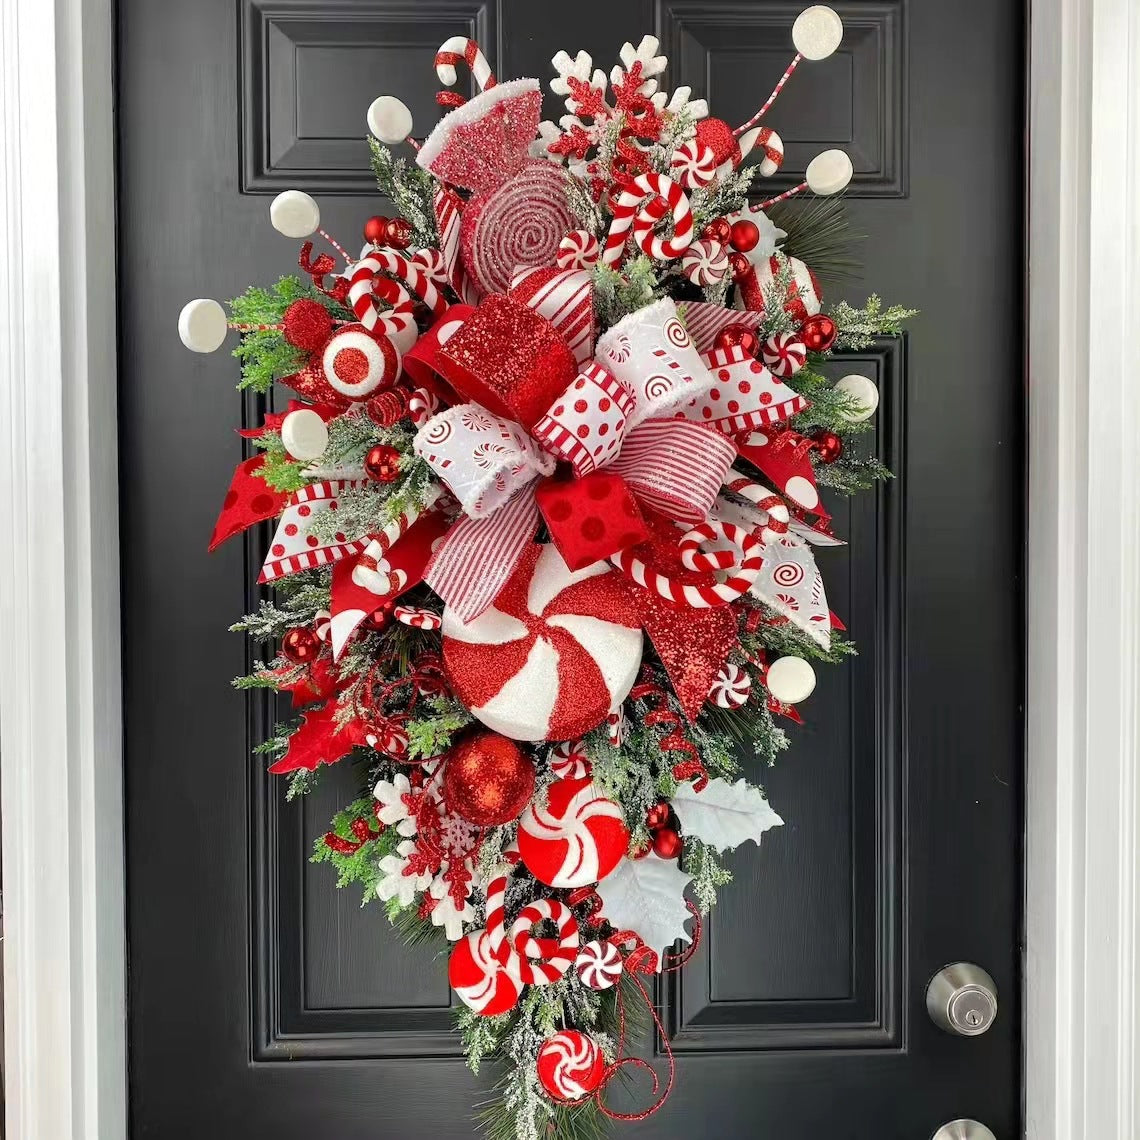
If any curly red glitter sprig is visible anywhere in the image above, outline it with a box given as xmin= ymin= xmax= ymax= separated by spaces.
xmin=630 ymin=671 xmax=709 ymax=791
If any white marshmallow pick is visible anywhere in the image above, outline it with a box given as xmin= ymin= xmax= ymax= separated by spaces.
xmin=766 ymin=656 xmax=817 ymax=705
xmin=792 ymin=6 xmax=844 ymax=60
xmin=280 ymin=408 xmax=329 ymax=461
xmin=178 ymin=298 xmax=228 ymax=353
xmin=806 ymin=149 xmax=853 ymax=195
xmin=833 ymin=374 xmax=879 ymax=421
xmin=367 ymin=96 xmax=413 ymax=144
xmin=270 ymin=190 xmax=320 ymax=239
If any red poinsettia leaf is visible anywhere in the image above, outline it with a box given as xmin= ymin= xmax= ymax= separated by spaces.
xmin=267 ymin=700 xmax=364 ymax=774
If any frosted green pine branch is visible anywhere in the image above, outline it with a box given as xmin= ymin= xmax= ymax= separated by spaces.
xmin=830 ymin=294 xmax=917 ymax=350
xmin=369 ymin=139 xmax=438 ymax=248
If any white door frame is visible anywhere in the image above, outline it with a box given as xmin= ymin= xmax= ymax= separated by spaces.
xmin=1 ymin=0 xmax=1135 ymax=1137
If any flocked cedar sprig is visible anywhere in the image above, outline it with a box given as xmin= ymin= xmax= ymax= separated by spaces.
xmin=304 ymin=457 xmax=438 ymax=544
xmin=310 ymin=796 xmax=396 ymax=903
xmin=592 ymin=255 xmax=662 ymax=329
xmin=406 ymin=696 xmax=476 ymax=760
xmin=369 ymin=139 xmax=439 ymax=249
xmin=829 ymin=294 xmax=918 ymax=350
xmin=686 ymin=838 xmax=734 ymax=912
xmin=814 ymin=452 xmax=893 ymax=494
xmin=230 ymin=574 xmax=331 ymax=642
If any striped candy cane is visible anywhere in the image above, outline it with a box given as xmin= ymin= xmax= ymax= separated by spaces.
xmin=435 ymin=37 xmax=497 ymax=107
xmin=602 ymin=173 xmax=694 ymax=267
xmin=723 ymin=469 xmax=791 ymax=545
xmin=609 ymin=521 xmax=763 ymax=607
xmin=734 ymin=55 xmax=803 ymax=138
xmin=508 ymin=900 xmax=580 ymax=985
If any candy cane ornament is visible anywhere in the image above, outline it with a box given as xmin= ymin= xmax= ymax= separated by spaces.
xmin=603 ymin=173 xmax=694 ymax=267
xmin=507 ymin=899 xmax=580 ymax=985
xmin=435 ymin=37 xmax=497 ymax=107
xmin=723 ymin=469 xmax=791 ymax=544
xmin=609 ymin=522 xmax=763 ymax=607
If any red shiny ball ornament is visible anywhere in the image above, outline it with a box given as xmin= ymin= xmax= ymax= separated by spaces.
xmin=812 ymin=428 xmax=844 ymax=464
xmin=442 ymin=730 xmax=536 ymax=826
xmin=799 ymin=313 xmax=838 ymax=353
xmin=281 ymin=299 xmax=333 ymax=353
xmin=701 ymin=216 xmax=732 ymax=245
xmin=363 ymin=215 xmax=390 ymax=245
xmin=713 ymin=323 xmax=761 ymax=357
xmin=729 ymin=219 xmax=760 ymax=253
xmin=645 ymin=802 xmax=671 ymax=831
xmin=729 ymin=250 xmax=752 ymax=283
xmin=364 ymin=444 xmax=402 ymax=483
xmin=652 ymin=827 xmax=683 ymax=860
xmin=281 ymin=626 xmax=320 ymax=664
xmin=385 ymin=217 xmax=413 ymax=250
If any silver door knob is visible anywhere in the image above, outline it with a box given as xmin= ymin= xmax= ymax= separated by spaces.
xmin=926 ymin=962 xmax=998 ymax=1036
xmin=931 ymin=1121 xmax=997 ymax=1140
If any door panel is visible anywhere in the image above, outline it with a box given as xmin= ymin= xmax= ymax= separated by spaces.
xmin=120 ymin=0 xmax=1022 ymax=1136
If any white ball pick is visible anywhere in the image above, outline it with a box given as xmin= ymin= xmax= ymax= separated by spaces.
xmin=766 ymin=656 xmax=817 ymax=705
xmin=177 ymin=298 xmax=228 ymax=353
xmin=792 ymin=5 xmax=844 ymax=60
xmin=270 ymin=189 xmax=320 ymax=239
xmin=833 ymin=374 xmax=879 ymax=421
xmin=280 ymin=409 xmax=329 ymax=461
xmin=806 ymin=149 xmax=854 ymax=195
xmin=367 ymin=95 xmax=414 ymax=145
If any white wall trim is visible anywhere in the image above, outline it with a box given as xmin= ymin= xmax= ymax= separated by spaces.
xmin=1026 ymin=0 xmax=1140 ymax=1137
xmin=0 ymin=0 xmax=125 ymax=1138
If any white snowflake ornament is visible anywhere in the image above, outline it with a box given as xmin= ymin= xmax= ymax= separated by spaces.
xmin=428 ymin=872 xmax=477 ymax=940
xmin=373 ymin=774 xmax=419 ymax=837
xmin=376 ymin=840 xmax=432 ymax=906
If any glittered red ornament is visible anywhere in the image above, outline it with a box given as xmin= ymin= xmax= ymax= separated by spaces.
xmin=652 ymin=827 xmax=683 ymax=859
xmin=799 ymin=313 xmax=838 ymax=353
xmin=281 ymin=626 xmax=320 ymax=663
xmin=701 ymin=216 xmax=732 ymax=245
xmin=713 ymin=323 xmax=761 ymax=357
xmin=442 ymin=730 xmax=536 ymax=826
xmin=729 ymin=219 xmax=760 ymax=253
xmin=646 ymin=802 xmax=671 ymax=830
xmin=365 ymin=601 xmax=396 ymax=630
xmin=385 ymin=217 xmax=413 ymax=250
xmin=363 ymin=215 xmax=390 ymax=245
xmin=282 ymin=299 xmax=333 ymax=353
xmin=729 ymin=250 xmax=752 ymax=282
xmin=811 ymin=428 xmax=844 ymax=464
xmin=364 ymin=444 xmax=401 ymax=482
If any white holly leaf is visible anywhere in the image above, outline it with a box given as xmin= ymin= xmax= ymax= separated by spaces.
xmin=671 ymin=778 xmax=783 ymax=854
xmin=596 ymin=857 xmax=693 ymax=970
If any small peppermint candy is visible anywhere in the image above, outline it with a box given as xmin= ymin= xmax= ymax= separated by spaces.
xmin=574 ymin=939 xmax=623 ymax=990
xmin=761 ymin=332 xmax=807 ymax=379
xmin=708 ymin=662 xmax=752 ymax=708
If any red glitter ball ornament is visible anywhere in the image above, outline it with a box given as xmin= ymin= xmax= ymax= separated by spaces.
xmin=282 ymin=299 xmax=333 ymax=353
xmin=812 ymin=428 xmax=844 ymax=464
xmin=713 ymin=323 xmax=761 ymax=356
xmin=730 ymin=219 xmax=760 ymax=253
xmin=645 ymin=802 xmax=671 ymax=830
xmin=729 ymin=250 xmax=752 ymax=283
xmin=364 ymin=444 xmax=401 ymax=482
xmin=363 ymin=215 xmax=390 ymax=245
xmin=442 ymin=730 xmax=536 ymax=826
xmin=385 ymin=217 xmax=413 ymax=250
xmin=652 ymin=827 xmax=683 ymax=859
xmin=701 ymin=216 xmax=732 ymax=244
xmin=799 ymin=313 xmax=838 ymax=352
xmin=281 ymin=626 xmax=320 ymax=664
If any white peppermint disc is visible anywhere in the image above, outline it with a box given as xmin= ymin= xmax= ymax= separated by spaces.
xmin=766 ymin=655 xmax=817 ymax=705
xmin=280 ymin=408 xmax=328 ymax=461
xmin=792 ymin=5 xmax=844 ymax=59
xmin=574 ymin=940 xmax=623 ymax=990
xmin=833 ymin=373 xmax=879 ymax=421
xmin=806 ymin=149 xmax=853 ymax=195
xmin=270 ymin=189 xmax=320 ymax=238
xmin=367 ymin=95 xmax=413 ymax=144
xmin=177 ymin=298 xmax=228 ymax=353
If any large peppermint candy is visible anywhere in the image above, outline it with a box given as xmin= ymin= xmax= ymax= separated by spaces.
xmin=536 ymin=1031 xmax=605 ymax=1102
xmin=442 ymin=544 xmax=643 ymax=742
xmin=448 ymin=928 xmax=522 ymax=1016
xmin=574 ymin=939 xmax=623 ymax=990
xmin=518 ymin=776 xmax=629 ymax=888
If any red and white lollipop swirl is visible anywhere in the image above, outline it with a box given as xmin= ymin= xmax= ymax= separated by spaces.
xmin=574 ymin=939 xmax=623 ymax=990
xmin=536 ymin=1031 xmax=605 ymax=1102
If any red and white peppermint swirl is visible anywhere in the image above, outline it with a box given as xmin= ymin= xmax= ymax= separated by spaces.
xmin=723 ymin=469 xmax=791 ymax=545
xmin=574 ymin=939 xmax=623 ymax=990
xmin=670 ymin=139 xmax=717 ymax=189
xmin=761 ymin=332 xmax=807 ymax=379
xmin=551 ymin=740 xmax=590 ymax=780
xmin=681 ymin=237 xmax=730 ymax=285
xmin=603 ymin=172 xmax=694 ymax=266
xmin=365 ymin=721 xmax=409 ymax=759
xmin=556 ymin=229 xmax=601 ymax=270
xmin=609 ymin=521 xmax=763 ymax=608
xmin=394 ymin=605 xmax=442 ymax=631
xmin=407 ymin=386 xmax=440 ymax=426
xmin=536 ymin=1031 xmax=604 ymax=1102
xmin=313 ymin=609 xmax=332 ymax=642
xmin=449 ymin=928 xmax=521 ymax=1015
xmin=507 ymin=899 xmax=579 ymax=985
xmin=708 ymin=662 xmax=752 ymax=708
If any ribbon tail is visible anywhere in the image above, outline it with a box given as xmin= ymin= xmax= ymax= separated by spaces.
xmin=425 ymin=494 xmax=540 ymax=621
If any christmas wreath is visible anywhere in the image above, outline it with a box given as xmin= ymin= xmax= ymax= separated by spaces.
xmin=178 ymin=6 xmax=914 ymax=1136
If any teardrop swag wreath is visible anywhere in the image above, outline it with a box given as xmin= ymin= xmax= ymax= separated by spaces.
xmin=179 ymin=7 xmax=914 ymax=1136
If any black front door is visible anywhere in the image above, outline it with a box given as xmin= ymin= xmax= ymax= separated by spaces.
xmin=120 ymin=1 xmax=1023 ymax=1136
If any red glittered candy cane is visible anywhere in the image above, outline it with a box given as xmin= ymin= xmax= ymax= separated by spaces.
xmin=434 ymin=37 xmax=497 ymax=108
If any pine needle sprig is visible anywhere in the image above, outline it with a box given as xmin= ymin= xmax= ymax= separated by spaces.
xmin=369 ymin=139 xmax=438 ymax=248
xmin=768 ymin=195 xmax=863 ymax=292
xmin=830 ymin=294 xmax=918 ymax=350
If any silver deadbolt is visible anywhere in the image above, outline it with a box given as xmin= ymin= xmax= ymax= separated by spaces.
xmin=926 ymin=962 xmax=997 ymax=1036
xmin=930 ymin=1121 xmax=997 ymax=1140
